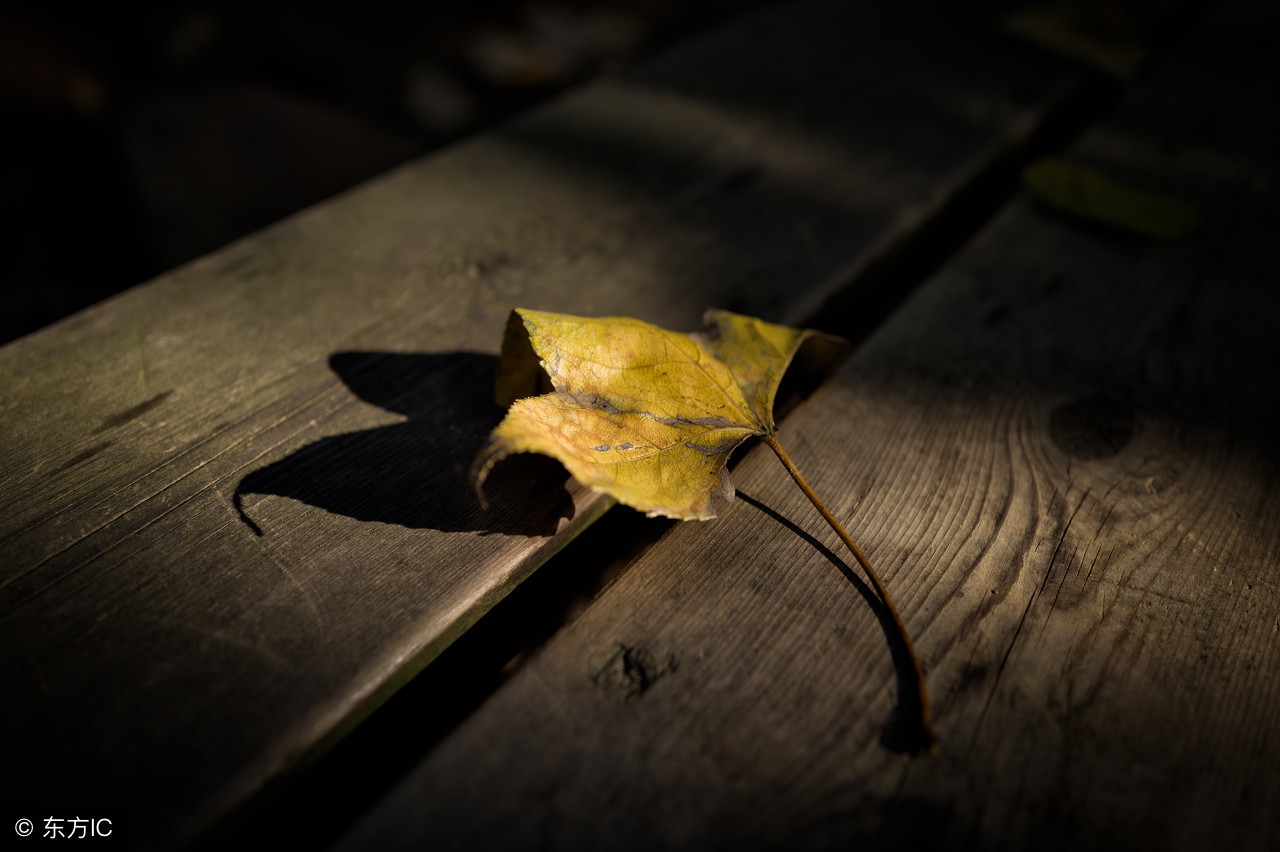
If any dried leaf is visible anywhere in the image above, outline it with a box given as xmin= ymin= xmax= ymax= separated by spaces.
xmin=1002 ymin=2 xmax=1146 ymax=79
xmin=473 ymin=307 xmax=935 ymax=749
xmin=473 ymin=308 xmax=847 ymax=520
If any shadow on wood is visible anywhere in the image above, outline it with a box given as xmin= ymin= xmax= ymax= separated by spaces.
xmin=737 ymin=491 xmax=932 ymax=755
xmin=234 ymin=351 xmax=573 ymax=537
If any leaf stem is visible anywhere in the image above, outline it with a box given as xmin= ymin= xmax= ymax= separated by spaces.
xmin=762 ymin=433 xmax=934 ymax=749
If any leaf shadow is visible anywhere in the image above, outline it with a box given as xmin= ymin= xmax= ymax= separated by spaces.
xmin=233 ymin=351 xmax=573 ymax=537
xmin=737 ymin=491 xmax=932 ymax=756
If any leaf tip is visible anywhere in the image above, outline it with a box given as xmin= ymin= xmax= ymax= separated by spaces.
xmin=470 ymin=439 xmax=511 ymax=510
xmin=494 ymin=308 xmax=552 ymax=407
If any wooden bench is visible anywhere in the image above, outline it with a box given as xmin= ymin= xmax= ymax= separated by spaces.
xmin=4 ymin=0 xmax=1275 ymax=849
xmin=331 ymin=1 xmax=1280 ymax=849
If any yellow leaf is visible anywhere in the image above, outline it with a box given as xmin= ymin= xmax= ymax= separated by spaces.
xmin=475 ymin=308 xmax=936 ymax=748
xmin=1023 ymin=157 xmax=1202 ymax=241
xmin=473 ymin=308 xmax=847 ymax=520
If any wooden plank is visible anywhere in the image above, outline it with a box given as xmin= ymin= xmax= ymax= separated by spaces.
xmin=337 ymin=2 xmax=1280 ymax=849
xmin=0 ymin=2 xmax=1083 ymax=847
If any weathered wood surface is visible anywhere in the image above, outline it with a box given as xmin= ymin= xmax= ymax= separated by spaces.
xmin=0 ymin=2 xmax=1080 ymax=847
xmin=338 ymin=2 xmax=1280 ymax=849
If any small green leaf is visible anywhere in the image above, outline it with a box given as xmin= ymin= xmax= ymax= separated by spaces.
xmin=1023 ymin=157 xmax=1202 ymax=242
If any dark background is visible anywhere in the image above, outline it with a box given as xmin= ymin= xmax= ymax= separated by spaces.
xmin=0 ymin=0 xmax=767 ymax=345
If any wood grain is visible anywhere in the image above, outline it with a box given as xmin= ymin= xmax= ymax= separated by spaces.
xmin=338 ymin=2 xmax=1280 ymax=849
xmin=0 ymin=1 xmax=1079 ymax=847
